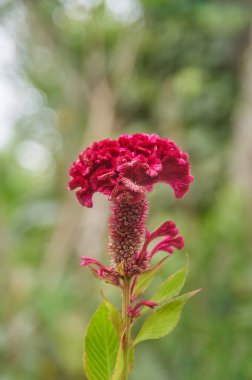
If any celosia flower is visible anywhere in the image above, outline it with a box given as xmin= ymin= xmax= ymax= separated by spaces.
xmin=69 ymin=133 xmax=193 ymax=277
xmin=69 ymin=134 xmax=193 ymax=207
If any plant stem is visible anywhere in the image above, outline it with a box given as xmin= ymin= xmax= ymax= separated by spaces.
xmin=122 ymin=276 xmax=131 ymax=380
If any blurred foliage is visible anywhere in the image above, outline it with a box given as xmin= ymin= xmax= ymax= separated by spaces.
xmin=0 ymin=0 xmax=252 ymax=379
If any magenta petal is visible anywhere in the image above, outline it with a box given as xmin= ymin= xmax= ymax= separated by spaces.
xmin=76 ymin=189 xmax=94 ymax=208
xmin=80 ymin=256 xmax=121 ymax=286
xmin=69 ymin=134 xmax=193 ymax=208
xmin=129 ymin=300 xmax=158 ymax=318
xmin=68 ymin=176 xmax=88 ymax=191
xmin=150 ymin=236 xmax=184 ymax=257
xmin=80 ymin=256 xmax=112 ymax=272
xmin=157 ymin=157 xmax=194 ymax=198
xmin=134 ymin=300 xmax=158 ymax=310
xmin=148 ymin=221 xmax=178 ymax=241
xmin=138 ymin=219 xmax=183 ymax=265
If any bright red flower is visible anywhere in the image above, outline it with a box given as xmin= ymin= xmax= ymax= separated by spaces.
xmin=69 ymin=134 xmax=192 ymax=277
xmin=68 ymin=133 xmax=193 ymax=208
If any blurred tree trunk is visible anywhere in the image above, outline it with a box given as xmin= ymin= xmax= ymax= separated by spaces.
xmin=42 ymin=77 xmax=116 ymax=285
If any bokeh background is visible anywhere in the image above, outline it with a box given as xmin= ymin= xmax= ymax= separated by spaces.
xmin=1 ymin=1 xmax=252 ymax=379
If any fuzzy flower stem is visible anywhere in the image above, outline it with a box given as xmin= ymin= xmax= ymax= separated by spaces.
xmin=109 ymin=197 xmax=148 ymax=276
xmin=122 ymin=277 xmax=131 ymax=380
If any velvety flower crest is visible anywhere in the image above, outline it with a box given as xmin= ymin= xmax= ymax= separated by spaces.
xmin=68 ymin=133 xmax=193 ymax=207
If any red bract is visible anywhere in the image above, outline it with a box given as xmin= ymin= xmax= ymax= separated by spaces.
xmin=68 ymin=134 xmax=193 ymax=208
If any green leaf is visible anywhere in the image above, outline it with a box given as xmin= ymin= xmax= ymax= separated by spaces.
xmin=111 ymin=344 xmax=124 ymax=380
xmin=111 ymin=343 xmax=135 ymax=380
xmin=84 ymin=303 xmax=120 ymax=380
xmin=134 ymin=290 xmax=200 ymax=346
xmin=150 ymin=265 xmax=188 ymax=304
xmin=103 ymin=296 xmax=123 ymax=336
xmin=129 ymin=346 xmax=135 ymax=373
xmin=132 ymin=257 xmax=167 ymax=300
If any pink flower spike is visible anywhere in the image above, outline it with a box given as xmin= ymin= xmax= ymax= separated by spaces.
xmin=137 ymin=220 xmax=184 ymax=264
xmin=80 ymin=256 xmax=122 ymax=286
xmin=148 ymin=221 xmax=179 ymax=242
xmin=134 ymin=300 xmax=158 ymax=310
xmin=80 ymin=256 xmax=112 ymax=273
xmin=97 ymin=269 xmax=108 ymax=278
xmin=128 ymin=300 xmax=158 ymax=319
xmin=149 ymin=235 xmax=184 ymax=258
xmin=84 ymin=263 xmax=121 ymax=287
xmin=127 ymin=306 xmax=141 ymax=319
xmin=109 ymin=196 xmax=149 ymax=276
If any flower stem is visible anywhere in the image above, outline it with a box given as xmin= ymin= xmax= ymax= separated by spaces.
xmin=122 ymin=276 xmax=131 ymax=380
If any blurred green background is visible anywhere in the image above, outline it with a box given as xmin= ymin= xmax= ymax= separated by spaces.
xmin=1 ymin=0 xmax=252 ymax=379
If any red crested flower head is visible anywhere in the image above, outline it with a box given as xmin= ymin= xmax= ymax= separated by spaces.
xmin=68 ymin=133 xmax=193 ymax=207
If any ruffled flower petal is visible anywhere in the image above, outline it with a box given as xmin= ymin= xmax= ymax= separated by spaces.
xmin=68 ymin=133 xmax=193 ymax=207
